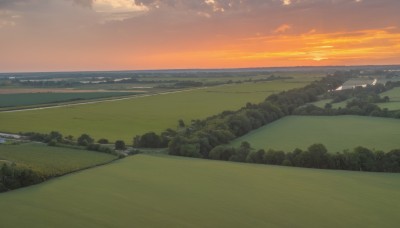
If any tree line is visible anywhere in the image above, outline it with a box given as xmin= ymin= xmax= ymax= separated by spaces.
xmin=21 ymin=131 xmax=127 ymax=156
xmin=133 ymin=73 xmax=400 ymax=173
xmin=134 ymin=75 xmax=346 ymax=158
xmin=0 ymin=163 xmax=44 ymax=192
xmin=294 ymin=81 xmax=400 ymax=118
xmin=209 ymin=142 xmax=400 ymax=173
xmin=1 ymin=132 xmax=129 ymax=193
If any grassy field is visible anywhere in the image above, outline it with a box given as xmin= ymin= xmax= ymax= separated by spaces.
xmin=309 ymin=99 xmax=348 ymax=109
xmin=310 ymin=87 xmax=400 ymax=111
xmin=377 ymin=87 xmax=400 ymax=111
xmin=0 ymin=154 xmax=399 ymax=227
xmin=232 ymin=115 xmax=400 ymax=152
xmin=0 ymin=92 xmax=138 ymax=108
xmin=0 ymin=143 xmax=117 ymax=176
xmin=0 ymin=80 xmax=309 ymax=141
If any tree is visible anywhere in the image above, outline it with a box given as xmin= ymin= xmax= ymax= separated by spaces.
xmin=307 ymin=144 xmax=329 ymax=168
xmin=230 ymin=141 xmax=252 ymax=162
xmin=136 ymin=132 xmax=162 ymax=148
xmin=77 ymin=134 xmax=94 ymax=146
xmin=246 ymin=149 xmax=265 ymax=163
xmin=209 ymin=146 xmax=235 ymax=161
xmin=48 ymin=131 xmax=62 ymax=142
xmin=115 ymin=140 xmax=126 ymax=150
xmin=324 ymin=103 xmax=332 ymax=109
xmin=353 ymin=146 xmax=376 ymax=171
xmin=98 ymin=138 xmax=109 ymax=144
xmin=263 ymin=149 xmax=285 ymax=165
xmin=178 ymin=119 xmax=186 ymax=128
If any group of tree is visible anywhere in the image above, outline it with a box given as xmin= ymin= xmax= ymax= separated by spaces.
xmin=22 ymin=131 xmax=126 ymax=155
xmin=132 ymin=73 xmax=400 ymax=173
xmin=134 ymin=75 xmax=346 ymax=159
xmin=1 ymin=132 xmax=130 ymax=193
xmin=294 ymin=81 xmax=400 ymax=118
xmin=0 ymin=163 xmax=44 ymax=193
xmin=209 ymin=142 xmax=400 ymax=173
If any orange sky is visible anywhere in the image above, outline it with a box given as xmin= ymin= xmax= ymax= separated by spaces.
xmin=1 ymin=0 xmax=400 ymax=72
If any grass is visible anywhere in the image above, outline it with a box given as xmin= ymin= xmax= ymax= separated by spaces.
xmin=381 ymin=87 xmax=400 ymax=102
xmin=309 ymin=99 xmax=347 ymax=109
xmin=0 ymin=81 xmax=309 ymax=141
xmin=377 ymin=87 xmax=400 ymax=111
xmin=310 ymin=87 xmax=400 ymax=111
xmin=377 ymin=102 xmax=400 ymax=111
xmin=0 ymin=154 xmax=399 ymax=228
xmin=308 ymin=98 xmax=333 ymax=108
xmin=0 ymin=143 xmax=117 ymax=176
xmin=231 ymin=115 xmax=400 ymax=152
xmin=0 ymin=92 xmax=138 ymax=108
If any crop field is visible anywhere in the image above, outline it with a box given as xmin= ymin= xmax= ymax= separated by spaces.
xmin=0 ymin=154 xmax=399 ymax=228
xmin=0 ymin=92 xmax=138 ymax=108
xmin=0 ymin=143 xmax=117 ymax=176
xmin=232 ymin=115 xmax=400 ymax=152
xmin=0 ymin=80 xmax=310 ymax=141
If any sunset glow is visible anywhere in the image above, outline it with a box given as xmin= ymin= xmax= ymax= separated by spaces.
xmin=1 ymin=0 xmax=399 ymax=71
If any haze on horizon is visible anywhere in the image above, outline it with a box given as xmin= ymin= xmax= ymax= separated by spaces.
xmin=1 ymin=0 xmax=399 ymax=72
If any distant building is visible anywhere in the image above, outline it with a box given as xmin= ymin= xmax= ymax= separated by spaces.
xmin=0 ymin=138 xmax=6 ymax=144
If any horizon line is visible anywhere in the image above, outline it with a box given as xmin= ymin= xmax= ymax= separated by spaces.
xmin=1 ymin=64 xmax=400 ymax=74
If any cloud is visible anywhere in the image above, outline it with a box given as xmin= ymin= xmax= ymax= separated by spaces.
xmin=92 ymin=0 xmax=147 ymax=13
xmin=0 ymin=10 xmax=21 ymax=28
xmin=91 ymin=0 xmax=148 ymax=21
xmin=1 ymin=0 xmax=400 ymax=71
xmin=71 ymin=0 xmax=93 ymax=7
xmin=230 ymin=27 xmax=400 ymax=64
xmin=273 ymin=24 xmax=291 ymax=33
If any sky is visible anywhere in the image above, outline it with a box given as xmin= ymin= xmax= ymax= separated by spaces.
xmin=0 ymin=0 xmax=400 ymax=72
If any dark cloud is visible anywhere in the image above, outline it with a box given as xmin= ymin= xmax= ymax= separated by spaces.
xmin=0 ymin=0 xmax=92 ymax=9
xmin=0 ymin=0 xmax=32 ymax=8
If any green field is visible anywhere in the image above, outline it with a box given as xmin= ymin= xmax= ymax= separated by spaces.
xmin=377 ymin=87 xmax=400 ymax=111
xmin=232 ymin=115 xmax=400 ymax=152
xmin=309 ymin=99 xmax=348 ymax=109
xmin=0 ymin=81 xmax=309 ymax=142
xmin=0 ymin=154 xmax=399 ymax=227
xmin=0 ymin=143 xmax=117 ymax=176
xmin=310 ymin=87 xmax=400 ymax=111
xmin=0 ymin=92 xmax=138 ymax=108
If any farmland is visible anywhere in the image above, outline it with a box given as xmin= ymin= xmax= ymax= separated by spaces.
xmin=0 ymin=143 xmax=117 ymax=176
xmin=0 ymin=154 xmax=399 ymax=228
xmin=231 ymin=115 xmax=400 ymax=152
xmin=377 ymin=87 xmax=400 ymax=111
xmin=0 ymin=80 xmax=310 ymax=141
xmin=0 ymin=92 xmax=138 ymax=108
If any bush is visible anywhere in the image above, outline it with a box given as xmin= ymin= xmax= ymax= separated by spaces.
xmin=98 ymin=138 xmax=109 ymax=144
xmin=115 ymin=140 xmax=126 ymax=150
xmin=78 ymin=134 xmax=94 ymax=146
